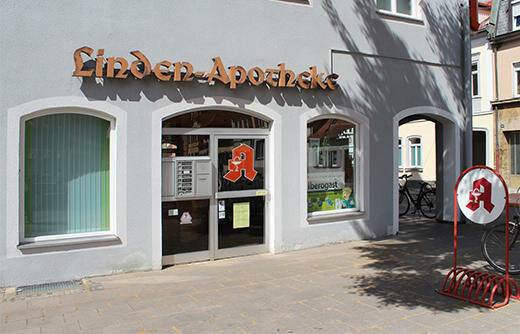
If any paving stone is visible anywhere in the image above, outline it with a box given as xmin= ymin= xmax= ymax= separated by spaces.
xmin=3 ymin=217 xmax=520 ymax=333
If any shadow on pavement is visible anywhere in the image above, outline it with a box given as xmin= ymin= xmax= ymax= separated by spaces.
xmin=350 ymin=215 xmax=511 ymax=312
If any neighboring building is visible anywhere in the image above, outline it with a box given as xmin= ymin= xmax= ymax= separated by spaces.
xmin=471 ymin=0 xmax=495 ymax=168
xmin=398 ymin=120 xmax=437 ymax=182
xmin=0 ymin=0 xmax=472 ymax=287
xmin=488 ymin=0 xmax=520 ymax=189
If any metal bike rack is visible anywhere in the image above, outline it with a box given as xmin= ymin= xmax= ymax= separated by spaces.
xmin=439 ymin=166 xmax=520 ymax=309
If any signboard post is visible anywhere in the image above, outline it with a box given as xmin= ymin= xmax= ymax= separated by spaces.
xmin=439 ymin=166 xmax=520 ymax=308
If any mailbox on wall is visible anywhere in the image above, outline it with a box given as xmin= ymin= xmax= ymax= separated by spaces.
xmin=162 ymin=157 xmax=212 ymax=201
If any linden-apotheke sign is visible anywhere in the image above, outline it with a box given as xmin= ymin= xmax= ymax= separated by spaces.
xmin=73 ymin=46 xmax=339 ymax=90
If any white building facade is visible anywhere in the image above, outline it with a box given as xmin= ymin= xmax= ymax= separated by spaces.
xmin=0 ymin=0 xmax=472 ymax=287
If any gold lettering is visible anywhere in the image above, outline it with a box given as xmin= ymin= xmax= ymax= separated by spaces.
xmin=247 ymin=67 xmax=265 ymax=86
xmin=278 ymin=63 xmax=295 ymax=88
xmin=206 ymin=57 xmax=230 ymax=84
xmin=309 ymin=66 xmax=327 ymax=89
xmin=265 ymin=69 xmax=279 ymax=87
xmin=153 ymin=61 xmax=172 ymax=81
xmin=95 ymin=49 xmax=104 ymax=78
xmin=173 ymin=62 xmax=194 ymax=81
xmin=73 ymin=46 xmax=94 ymax=77
xmin=228 ymin=66 xmax=247 ymax=89
xmin=297 ymin=71 xmax=310 ymax=89
xmin=130 ymin=51 xmax=151 ymax=79
xmin=325 ymin=74 xmax=339 ymax=90
xmin=106 ymin=57 xmax=129 ymax=78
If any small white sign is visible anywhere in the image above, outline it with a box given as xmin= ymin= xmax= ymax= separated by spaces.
xmin=219 ymin=211 xmax=226 ymax=219
xmin=457 ymin=168 xmax=506 ymax=224
xmin=218 ymin=200 xmax=225 ymax=212
xmin=168 ymin=209 xmax=178 ymax=216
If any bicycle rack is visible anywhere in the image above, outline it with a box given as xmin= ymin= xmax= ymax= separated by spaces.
xmin=438 ymin=166 xmax=520 ymax=309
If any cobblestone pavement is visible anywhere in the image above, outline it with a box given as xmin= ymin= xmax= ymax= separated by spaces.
xmin=2 ymin=216 xmax=520 ymax=333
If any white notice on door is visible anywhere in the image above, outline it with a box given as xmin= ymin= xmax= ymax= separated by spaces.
xmin=218 ymin=200 xmax=225 ymax=212
xmin=219 ymin=211 xmax=225 ymax=219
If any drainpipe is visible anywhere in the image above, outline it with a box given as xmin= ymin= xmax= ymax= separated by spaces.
xmin=469 ymin=0 xmax=479 ymax=31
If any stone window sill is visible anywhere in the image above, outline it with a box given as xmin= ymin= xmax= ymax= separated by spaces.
xmin=18 ymin=235 xmax=121 ymax=250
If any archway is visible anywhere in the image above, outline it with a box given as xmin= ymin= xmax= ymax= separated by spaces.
xmin=392 ymin=107 xmax=463 ymax=233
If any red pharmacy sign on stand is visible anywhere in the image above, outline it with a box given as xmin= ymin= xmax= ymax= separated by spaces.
xmin=439 ymin=166 xmax=520 ymax=308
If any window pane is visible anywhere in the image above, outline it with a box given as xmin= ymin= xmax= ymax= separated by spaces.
xmin=472 ymin=73 xmax=479 ymax=96
xmin=377 ymin=0 xmax=391 ymax=11
xmin=511 ymin=132 xmax=520 ymax=175
xmin=417 ymin=146 xmax=422 ymax=166
xmin=516 ymin=134 xmax=520 ymax=174
xmin=217 ymin=138 xmax=265 ymax=192
xmin=398 ymin=146 xmax=402 ymax=166
xmin=517 ymin=70 xmax=520 ymax=95
xmin=307 ymin=119 xmax=356 ymax=213
xmin=396 ymin=0 xmax=412 ymax=15
xmin=24 ymin=114 xmax=110 ymax=238
xmin=411 ymin=147 xmax=416 ymax=166
xmin=162 ymin=110 xmax=269 ymax=128
xmin=162 ymin=135 xmax=209 ymax=158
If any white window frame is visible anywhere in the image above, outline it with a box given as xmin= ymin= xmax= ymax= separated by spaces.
xmin=513 ymin=1 xmax=520 ymax=31
xmin=375 ymin=0 xmax=420 ymax=19
xmin=472 ymin=61 xmax=480 ymax=98
xmin=19 ymin=109 xmax=117 ymax=244
xmin=513 ymin=62 xmax=520 ymax=98
xmin=407 ymin=135 xmax=422 ymax=169
xmin=306 ymin=116 xmax=361 ymax=219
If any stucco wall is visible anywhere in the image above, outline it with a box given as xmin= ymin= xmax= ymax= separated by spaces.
xmin=0 ymin=0 xmax=469 ymax=286
xmin=498 ymin=103 xmax=520 ymax=190
xmin=496 ymin=39 xmax=520 ymax=100
xmin=471 ymin=37 xmax=494 ymax=112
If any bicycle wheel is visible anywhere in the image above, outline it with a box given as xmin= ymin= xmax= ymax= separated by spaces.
xmin=419 ymin=190 xmax=436 ymax=219
xmin=481 ymin=223 xmax=520 ymax=275
xmin=399 ymin=190 xmax=409 ymax=216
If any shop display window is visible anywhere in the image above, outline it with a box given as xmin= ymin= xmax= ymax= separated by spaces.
xmin=23 ymin=113 xmax=111 ymax=238
xmin=307 ymin=118 xmax=357 ymax=214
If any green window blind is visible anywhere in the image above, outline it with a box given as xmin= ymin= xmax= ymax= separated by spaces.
xmin=24 ymin=113 xmax=110 ymax=238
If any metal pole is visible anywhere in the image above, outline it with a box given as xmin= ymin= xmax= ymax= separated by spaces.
xmin=454 ymin=183 xmax=458 ymax=269
xmin=506 ymin=193 xmax=510 ymax=281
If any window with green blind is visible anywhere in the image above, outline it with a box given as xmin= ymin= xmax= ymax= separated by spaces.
xmin=24 ymin=113 xmax=111 ymax=238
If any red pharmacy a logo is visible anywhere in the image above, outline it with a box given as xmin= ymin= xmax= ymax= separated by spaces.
xmin=467 ymin=178 xmax=495 ymax=213
xmin=223 ymin=144 xmax=257 ymax=182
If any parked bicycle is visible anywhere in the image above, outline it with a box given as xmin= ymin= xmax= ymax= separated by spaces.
xmin=398 ymin=174 xmax=436 ymax=218
xmin=481 ymin=195 xmax=520 ymax=275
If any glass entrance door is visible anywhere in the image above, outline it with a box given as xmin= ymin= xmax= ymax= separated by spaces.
xmin=214 ymin=137 xmax=268 ymax=259
xmin=161 ymin=134 xmax=212 ymax=265
xmin=161 ymin=130 xmax=269 ymax=265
